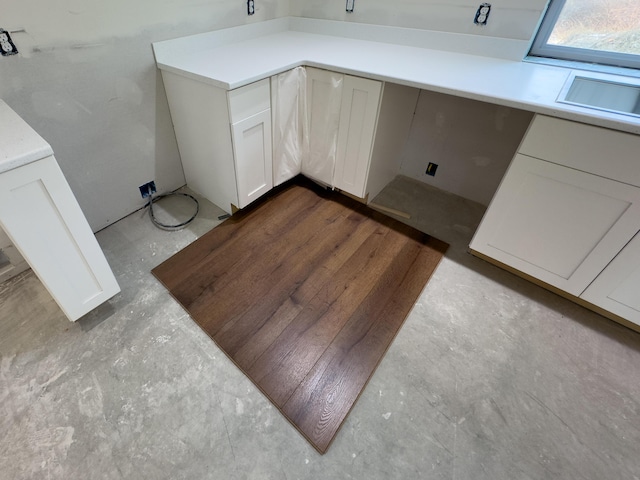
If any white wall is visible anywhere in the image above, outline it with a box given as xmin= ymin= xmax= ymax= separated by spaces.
xmin=399 ymin=90 xmax=533 ymax=206
xmin=0 ymin=0 xmax=289 ymax=231
xmin=290 ymin=0 xmax=548 ymax=41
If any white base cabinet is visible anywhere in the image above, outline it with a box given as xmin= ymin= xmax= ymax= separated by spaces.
xmin=304 ymin=67 xmax=417 ymax=201
xmin=0 ymin=156 xmax=120 ymax=321
xmin=161 ymin=72 xmax=272 ymax=213
xmin=471 ymin=114 xmax=640 ymax=327
xmin=163 ymin=66 xmax=418 ymax=213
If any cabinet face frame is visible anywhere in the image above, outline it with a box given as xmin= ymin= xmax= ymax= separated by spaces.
xmin=470 ymin=154 xmax=640 ymax=297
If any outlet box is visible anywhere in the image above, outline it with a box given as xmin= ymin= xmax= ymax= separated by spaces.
xmin=474 ymin=3 xmax=491 ymax=26
xmin=139 ymin=181 xmax=157 ymax=198
xmin=0 ymin=29 xmax=18 ymax=56
xmin=426 ymin=163 xmax=438 ymax=176
xmin=248 ymin=0 xmax=255 ymax=15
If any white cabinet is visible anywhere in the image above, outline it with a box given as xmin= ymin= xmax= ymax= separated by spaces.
xmin=0 ymin=156 xmax=120 ymax=321
xmin=581 ymin=232 xmax=640 ymax=326
xmin=162 ymin=66 xmax=418 ymax=211
xmin=471 ymin=114 xmax=640 ymax=327
xmin=470 ymin=153 xmax=640 ymax=296
xmin=303 ymin=67 xmax=415 ymax=201
xmin=161 ymin=72 xmax=272 ymax=213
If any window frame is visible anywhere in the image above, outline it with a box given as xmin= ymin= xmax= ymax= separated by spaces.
xmin=529 ymin=0 xmax=640 ymax=70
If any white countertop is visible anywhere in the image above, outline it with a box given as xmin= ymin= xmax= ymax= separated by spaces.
xmin=153 ymin=17 xmax=640 ymax=136
xmin=0 ymin=100 xmax=53 ymax=174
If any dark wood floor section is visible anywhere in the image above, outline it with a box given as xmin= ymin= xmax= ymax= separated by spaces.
xmin=152 ymin=177 xmax=448 ymax=453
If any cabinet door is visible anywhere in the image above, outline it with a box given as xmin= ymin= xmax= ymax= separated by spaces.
xmin=231 ymin=109 xmax=273 ymax=209
xmin=0 ymin=156 xmax=120 ymax=321
xmin=334 ymin=76 xmax=382 ymax=198
xmin=470 ymin=154 xmax=640 ymax=296
xmin=303 ymin=68 xmax=343 ymax=186
xmin=271 ymin=67 xmax=306 ymax=187
xmin=581 ymin=232 xmax=640 ymax=326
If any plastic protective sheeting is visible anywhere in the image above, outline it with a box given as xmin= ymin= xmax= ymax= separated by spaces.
xmin=303 ymin=69 xmax=343 ymax=186
xmin=271 ymin=67 xmax=309 ymax=187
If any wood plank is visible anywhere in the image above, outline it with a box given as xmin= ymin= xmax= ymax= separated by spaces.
xmin=247 ymin=225 xmax=410 ymax=406
xmin=282 ymin=245 xmax=446 ymax=453
xmin=151 ymin=177 xmax=448 ymax=453
xmin=230 ymin=211 xmax=380 ymax=370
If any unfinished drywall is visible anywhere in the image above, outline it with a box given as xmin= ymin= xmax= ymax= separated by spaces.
xmin=399 ymin=90 xmax=534 ymax=206
xmin=290 ymin=0 xmax=548 ymax=41
xmin=0 ymin=0 xmax=288 ymax=231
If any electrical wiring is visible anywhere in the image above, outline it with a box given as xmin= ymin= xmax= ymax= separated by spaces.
xmin=145 ymin=189 xmax=199 ymax=231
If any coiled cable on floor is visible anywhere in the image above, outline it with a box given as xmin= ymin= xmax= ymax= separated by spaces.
xmin=145 ymin=190 xmax=200 ymax=231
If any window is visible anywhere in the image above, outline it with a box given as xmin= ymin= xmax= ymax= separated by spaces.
xmin=530 ymin=0 xmax=640 ymax=70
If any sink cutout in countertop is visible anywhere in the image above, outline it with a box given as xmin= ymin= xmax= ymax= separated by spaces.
xmin=558 ymin=72 xmax=640 ymax=118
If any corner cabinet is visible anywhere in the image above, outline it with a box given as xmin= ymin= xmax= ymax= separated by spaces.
xmin=471 ymin=115 xmax=640 ymax=328
xmin=161 ymin=72 xmax=272 ymax=213
xmin=304 ymin=67 xmax=417 ymax=201
xmin=162 ymin=65 xmax=418 ymax=213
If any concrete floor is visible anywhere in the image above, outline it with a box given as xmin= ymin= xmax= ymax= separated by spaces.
xmin=1 ymin=176 xmax=639 ymax=480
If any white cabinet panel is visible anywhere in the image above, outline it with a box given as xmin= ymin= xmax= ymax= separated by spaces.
xmin=231 ymin=110 xmax=273 ymax=209
xmin=581 ymin=232 xmax=640 ymax=326
xmin=0 ymin=156 xmax=120 ymax=321
xmin=271 ymin=67 xmax=307 ymax=187
xmin=303 ymin=68 xmax=343 ymax=186
xmin=334 ymin=75 xmax=382 ymax=198
xmin=470 ymin=154 xmax=640 ymax=296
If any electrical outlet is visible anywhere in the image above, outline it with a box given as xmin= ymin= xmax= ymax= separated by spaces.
xmin=474 ymin=3 xmax=491 ymax=26
xmin=0 ymin=29 xmax=18 ymax=56
xmin=426 ymin=163 xmax=438 ymax=177
xmin=346 ymin=0 xmax=355 ymax=13
xmin=139 ymin=181 xmax=157 ymax=199
xmin=248 ymin=0 xmax=255 ymax=15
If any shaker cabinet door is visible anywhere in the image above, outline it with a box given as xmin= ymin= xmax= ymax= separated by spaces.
xmin=581 ymin=232 xmax=640 ymax=326
xmin=231 ymin=109 xmax=273 ymax=209
xmin=334 ymin=75 xmax=382 ymax=198
xmin=470 ymin=154 xmax=640 ymax=296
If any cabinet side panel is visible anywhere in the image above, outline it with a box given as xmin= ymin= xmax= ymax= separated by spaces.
xmin=367 ymin=83 xmax=420 ymax=202
xmin=0 ymin=157 xmax=120 ymax=321
xmin=161 ymin=71 xmax=238 ymax=213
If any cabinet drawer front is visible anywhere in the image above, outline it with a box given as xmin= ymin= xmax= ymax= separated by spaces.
xmin=228 ymin=78 xmax=271 ymax=124
xmin=520 ymin=115 xmax=640 ymax=187
xmin=470 ymin=154 xmax=640 ymax=296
